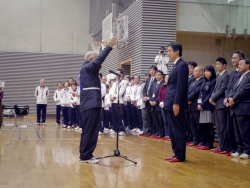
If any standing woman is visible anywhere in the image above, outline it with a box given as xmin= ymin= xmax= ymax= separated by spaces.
xmin=53 ymin=82 xmax=63 ymax=126
xmin=197 ymin=65 xmax=216 ymax=150
xmin=158 ymin=74 xmax=170 ymax=140
xmin=60 ymin=81 xmax=71 ymax=128
xmin=0 ymin=87 xmax=3 ymax=129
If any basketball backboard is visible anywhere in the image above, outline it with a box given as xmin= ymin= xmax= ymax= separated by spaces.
xmin=102 ymin=13 xmax=113 ymax=44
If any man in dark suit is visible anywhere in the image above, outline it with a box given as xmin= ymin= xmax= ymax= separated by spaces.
xmin=79 ymin=37 xmax=117 ymax=163
xmin=164 ymin=42 xmax=189 ymax=162
xmin=142 ymin=65 xmax=158 ymax=136
xmin=186 ymin=61 xmax=197 ymax=143
xmin=209 ymin=57 xmax=229 ymax=154
xmin=223 ymin=50 xmax=245 ymax=155
xmin=228 ymin=58 xmax=250 ymax=159
xmin=149 ymin=70 xmax=164 ymax=138
xmin=187 ymin=66 xmax=204 ymax=146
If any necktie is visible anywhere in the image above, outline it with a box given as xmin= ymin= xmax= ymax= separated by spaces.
xmin=147 ymin=77 xmax=154 ymax=96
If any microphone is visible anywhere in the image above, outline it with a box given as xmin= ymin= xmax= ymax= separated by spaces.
xmin=109 ymin=70 xmax=121 ymax=77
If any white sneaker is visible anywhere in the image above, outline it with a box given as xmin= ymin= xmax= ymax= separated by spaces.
xmin=119 ymin=132 xmax=126 ymax=136
xmin=130 ymin=128 xmax=138 ymax=132
xmin=55 ymin=123 xmax=59 ymax=126
xmin=110 ymin=131 xmax=117 ymax=135
xmin=136 ymin=129 xmax=141 ymax=133
xmin=62 ymin=125 xmax=67 ymax=128
xmin=80 ymin=157 xmax=100 ymax=164
xmin=75 ymin=126 xmax=79 ymax=130
xmin=41 ymin=123 xmax=45 ymax=126
xmin=36 ymin=123 xmax=40 ymax=125
xmin=240 ymin=153 xmax=250 ymax=159
xmin=231 ymin=152 xmax=241 ymax=158
xmin=67 ymin=126 xmax=71 ymax=129
xmin=138 ymin=130 xmax=143 ymax=134
xmin=104 ymin=128 xmax=110 ymax=133
xmin=99 ymin=131 xmax=104 ymax=135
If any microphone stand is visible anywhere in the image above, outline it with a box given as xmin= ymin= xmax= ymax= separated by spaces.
xmin=97 ymin=75 xmax=137 ymax=164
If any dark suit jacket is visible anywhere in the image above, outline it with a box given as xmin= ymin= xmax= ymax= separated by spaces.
xmin=149 ymin=80 xmax=164 ymax=111
xmin=188 ymin=77 xmax=204 ymax=112
xmin=211 ymin=71 xmax=230 ymax=109
xmin=188 ymin=75 xmax=195 ymax=87
xmin=164 ymin=58 xmax=189 ymax=111
xmin=229 ymin=71 xmax=250 ymax=116
xmin=80 ymin=46 xmax=112 ymax=112
xmin=199 ymin=79 xmax=216 ymax=111
xmin=143 ymin=77 xmax=157 ymax=97
xmin=185 ymin=75 xmax=196 ymax=112
xmin=225 ymin=70 xmax=241 ymax=98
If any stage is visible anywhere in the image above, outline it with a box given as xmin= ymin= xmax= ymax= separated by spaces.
xmin=0 ymin=116 xmax=249 ymax=188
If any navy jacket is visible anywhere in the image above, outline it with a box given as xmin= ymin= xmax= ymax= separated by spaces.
xmin=198 ymin=79 xmax=216 ymax=111
xmin=229 ymin=71 xmax=250 ymax=116
xmin=210 ymin=71 xmax=229 ymax=109
xmin=149 ymin=80 xmax=164 ymax=111
xmin=188 ymin=77 xmax=204 ymax=112
xmin=80 ymin=46 xmax=112 ymax=112
xmin=164 ymin=58 xmax=189 ymax=111
xmin=225 ymin=70 xmax=241 ymax=98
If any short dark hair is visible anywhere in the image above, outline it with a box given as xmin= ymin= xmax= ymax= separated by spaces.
xmin=99 ymin=73 xmax=103 ymax=79
xmin=168 ymin=42 xmax=183 ymax=57
xmin=71 ymin=83 xmax=77 ymax=87
xmin=134 ymin=75 xmax=140 ymax=79
xmin=243 ymin=58 xmax=250 ymax=64
xmin=156 ymin=70 xmax=164 ymax=75
xmin=204 ymin=65 xmax=216 ymax=81
xmin=57 ymin=81 xmax=62 ymax=86
xmin=117 ymin=68 xmax=124 ymax=75
xmin=150 ymin=65 xmax=158 ymax=71
xmin=233 ymin=50 xmax=245 ymax=59
xmin=160 ymin=46 xmax=166 ymax=50
xmin=216 ymin=57 xmax=227 ymax=65
xmin=188 ymin=61 xmax=197 ymax=68
xmin=145 ymin=73 xmax=151 ymax=77
xmin=105 ymin=84 xmax=109 ymax=90
xmin=69 ymin=77 xmax=74 ymax=81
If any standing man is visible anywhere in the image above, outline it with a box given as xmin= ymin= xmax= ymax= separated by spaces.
xmin=223 ymin=50 xmax=245 ymax=155
xmin=34 ymin=79 xmax=49 ymax=126
xmin=209 ymin=57 xmax=229 ymax=153
xmin=228 ymin=58 xmax=250 ymax=159
xmin=187 ymin=66 xmax=204 ymax=146
xmin=164 ymin=42 xmax=189 ymax=162
xmin=142 ymin=65 xmax=158 ymax=136
xmin=0 ymin=86 xmax=3 ymax=129
xmin=155 ymin=46 xmax=169 ymax=75
xmin=79 ymin=37 xmax=117 ymax=163
xmin=109 ymin=69 xmax=128 ymax=136
xmin=149 ymin=70 xmax=164 ymax=138
xmin=186 ymin=61 xmax=197 ymax=143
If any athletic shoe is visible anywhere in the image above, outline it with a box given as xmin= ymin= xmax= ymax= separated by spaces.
xmin=104 ymin=128 xmax=110 ymax=133
xmin=99 ymin=131 xmax=104 ymax=135
xmin=41 ymin=123 xmax=45 ymax=126
xmin=231 ymin=152 xmax=241 ymax=158
xmin=75 ymin=126 xmax=79 ymax=130
xmin=67 ymin=126 xmax=71 ymax=129
xmin=55 ymin=123 xmax=60 ymax=126
xmin=240 ymin=153 xmax=250 ymax=159
xmin=63 ymin=125 xmax=67 ymax=128
xmin=36 ymin=123 xmax=40 ymax=125
xmin=130 ymin=128 xmax=138 ymax=132
xmin=118 ymin=132 xmax=126 ymax=136
xmin=110 ymin=131 xmax=117 ymax=135
xmin=80 ymin=157 xmax=100 ymax=164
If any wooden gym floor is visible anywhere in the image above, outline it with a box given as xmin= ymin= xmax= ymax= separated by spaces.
xmin=0 ymin=116 xmax=250 ymax=188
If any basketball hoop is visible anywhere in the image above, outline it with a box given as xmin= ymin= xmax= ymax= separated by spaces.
xmin=89 ymin=41 xmax=103 ymax=54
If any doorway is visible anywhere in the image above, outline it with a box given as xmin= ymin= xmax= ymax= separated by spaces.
xmin=120 ymin=58 xmax=132 ymax=76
